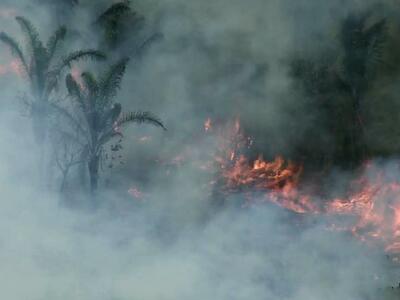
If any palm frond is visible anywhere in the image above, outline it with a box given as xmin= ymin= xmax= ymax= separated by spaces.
xmin=99 ymin=58 xmax=129 ymax=104
xmin=366 ymin=19 xmax=387 ymax=69
xmin=15 ymin=16 xmax=43 ymax=49
xmin=118 ymin=111 xmax=166 ymax=130
xmin=15 ymin=16 xmax=47 ymax=62
xmin=96 ymin=1 xmax=131 ymax=24
xmin=66 ymin=74 xmax=84 ymax=106
xmin=46 ymin=26 xmax=67 ymax=62
xmin=56 ymin=50 xmax=106 ymax=74
xmin=97 ymin=130 xmax=123 ymax=148
xmin=81 ymin=71 xmax=99 ymax=98
xmin=99 ymin=103 xmax=122 ymax=133
xmin=16 ymin=16 xmax=49 ymax=98
xmin=0 ymin=32 xmax=28 ymax=74
xmin=136 ymin=33 xmax=163 ymax=56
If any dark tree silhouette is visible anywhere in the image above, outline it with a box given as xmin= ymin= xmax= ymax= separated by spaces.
xmin=95 ymin=0 xmax=162 ymax=54
xmin=61 ymin=58 xmax=165 ymax=193
xmin=338 ymin=13 xmax=387 ymax=164
xmin=289 ymin=12 xmax=388 ymax=169
xmin=0 ymin=16 xmax=106 ymax=144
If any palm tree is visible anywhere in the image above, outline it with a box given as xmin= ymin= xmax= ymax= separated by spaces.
xmin=338 ymin=13 xmax=387 ymax=164
xmin=0 ymin=16 xmax=106 ymax=143
xmin=62 ymin=58 xmax=165 ymax=193
xmin=96 ymin=0 xmax=133 ymax=48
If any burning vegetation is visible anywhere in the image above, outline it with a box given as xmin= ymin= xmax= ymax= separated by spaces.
xmin=198 ymin=118 xmax=400 ymax=258
xmin=128 ymin=113 xmax=400 ymax=261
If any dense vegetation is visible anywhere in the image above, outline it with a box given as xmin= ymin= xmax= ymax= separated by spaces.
xmin=0 ymin=0 xmax=165 ymax=194
xmin=2 ymin=2 xmax=400 ymax=196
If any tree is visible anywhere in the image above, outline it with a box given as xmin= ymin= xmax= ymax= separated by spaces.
xmin=96 ymin=0 xmax=134 ymax=48
xmin=95 ymin=0 xmax=162 ymax=54
xmin=61 ymin=58 xmax=165 ymax=194
xmin=338 ymin=12 xmax=387 ymax=164
xmin=0 ymin=16 xmax=106 ymax=144
xmin=54 ymin=135 xmax=84 ymax=193
xmin=289 ymin=12 xmax=388 ymax=169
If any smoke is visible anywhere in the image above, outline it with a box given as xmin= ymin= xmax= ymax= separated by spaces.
xmin=0 ymin=140 xmax=393 ymax=299
xmin=1 ymin=0 xmax=400 ymax=299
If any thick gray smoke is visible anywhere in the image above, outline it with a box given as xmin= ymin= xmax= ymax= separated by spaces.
xmin=0 ymin=0 xmax=400 ymax=299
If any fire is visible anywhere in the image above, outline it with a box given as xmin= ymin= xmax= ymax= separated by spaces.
xmin=210 ymin=118 xmax=317 ymax=213
xmin=204 ymin=118 xmax=212 ymax=132
xmin=206 ymin=117 xmax=400 ymax=253
xmin=128 ymin=116 xmax=400 ymax=256
xmin=326 ymin=171 xmax=400 ymax=254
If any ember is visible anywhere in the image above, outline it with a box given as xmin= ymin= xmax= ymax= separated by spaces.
xmin=326 ymin=170 xmax=400 ymax=254
xmin=128 ymin=187 xmax=143 ymax=199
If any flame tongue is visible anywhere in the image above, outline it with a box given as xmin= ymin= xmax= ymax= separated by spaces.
xmin=327 ymin=173 xmax=400 ymax=254
xmin=211 ymin=118 xmax=317 ymax=214
xmin=128 ymin=117 xmax=400 ymax=256
xmin=206 ymin=117 xmax=400 ymax=254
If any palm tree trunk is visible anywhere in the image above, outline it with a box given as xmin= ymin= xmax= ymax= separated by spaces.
xmin=88 ymin=155 xmax=100 ymax=194
xmin=351 ymin=90 xmax=365 ymax=166
xmin=31 ymin=112 xmax=49 ymax=189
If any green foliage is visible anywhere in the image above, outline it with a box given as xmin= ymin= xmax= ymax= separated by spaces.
xmin=96 ymin=1 xmax=134 ymax=48
xmin=289 ymin=11 xmax=389 ymax=169
xmin=62 ymin=58 xmax=165 ymax=192
xmin=0 ymin=16 xmax=106 ymax=102
xmin=0 ymin=32 xmax=28 ymax=74
xmin=0 ymin=16 xmax=106 ymax=142
xmin=99 ymin=57 xmax=129 ymax=104
xmin=58 ymin=50 xmax=106 ymax=71
xmin=97 ymin=0 xmax=132 ymax=23
xmin=46 ymin=26 xmax=67 ymax=61
xmin=118 ymin=111 xmax=166 ymax=130
xmin=339 ymin=13 xmax=387 ymax=96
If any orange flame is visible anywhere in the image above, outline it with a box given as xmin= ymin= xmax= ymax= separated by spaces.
xmin=204 ymin=118 xmax=212 ymax=132
xmin=326 ymin=172 xmax=400 ymax=254
xmin=129 ymin=117 xmax=400 ymax=256
xmin=210 ymin=118 xmax=315 ymax=213
xmin=208 ymin=117 xmax=400 ymax=253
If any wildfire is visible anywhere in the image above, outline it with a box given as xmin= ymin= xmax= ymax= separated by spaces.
xmin=128 ymin=116 xmax=400 ymax=256
xmin=204 ymin=118 xmax=212 ymax=132
xmin=326 ymin=172 xmax=400 ymax=254
xmin=205 ymin=117 xmax=400 ymax=253
xmin=209 ymin=118 xmax=317 ymax=213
